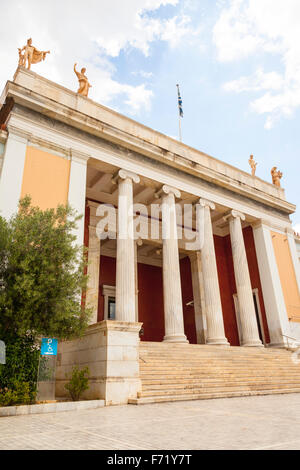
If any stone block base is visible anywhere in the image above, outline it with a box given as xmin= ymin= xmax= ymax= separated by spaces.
xmin=55 ymin=320 xmax=142 ymax=405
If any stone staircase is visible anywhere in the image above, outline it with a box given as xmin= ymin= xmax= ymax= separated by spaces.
xmin=129 ymin=341 xmax=300 ymax=405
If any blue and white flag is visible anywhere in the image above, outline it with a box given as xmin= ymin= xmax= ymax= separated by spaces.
xmin=176 ymin=84 xmax=183 ymax=118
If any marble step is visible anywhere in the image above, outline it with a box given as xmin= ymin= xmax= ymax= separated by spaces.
xmin=140 ymin=366 xmax=300 ymax=373
xmin=142 ymin=374 xmax=300 ymax=387
xmin=139 ymin=383 xmax=300 ymax=397
xmin=141 ymin=378 xmax=300 ymax=389
xmin=135 ymin=342 xmax=300 ymax=404
xmin=129 ymin=388 xmax=300 ymax=405
xmin=139 ymin=344 xmax=290 ymax=354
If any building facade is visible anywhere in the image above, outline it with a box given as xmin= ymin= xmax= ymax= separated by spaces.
xmin=0 ymin=67 xmax=300 ymax=404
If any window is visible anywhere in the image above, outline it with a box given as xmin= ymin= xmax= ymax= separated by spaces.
xmin=108 ymin=297 xmax=116 ymax=320
xmin=102 ymin=285 xmax=116 ymax=320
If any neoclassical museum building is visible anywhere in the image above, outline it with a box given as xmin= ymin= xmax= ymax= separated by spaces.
xmin=0 ymin=67 xmax=300 ymax=405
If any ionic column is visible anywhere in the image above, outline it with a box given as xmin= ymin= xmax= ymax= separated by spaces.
xmin=198 ymin=199 xmax=229 ymax=345
xmin=226 ymin=210 xmax=262 ymax=347
xmin=115 ymin=169 xmax=140 ymax=322
xmin=86 ymin=205 xmax=101 ymax=324
xmin=160 ymin=185 xmax=188 ymax=343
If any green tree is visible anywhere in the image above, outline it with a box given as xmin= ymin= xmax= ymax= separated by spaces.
xmin=0 ymin=197 xmax=91 ymax=404
xmin=0 ymin=196 xmax=91 ymax=340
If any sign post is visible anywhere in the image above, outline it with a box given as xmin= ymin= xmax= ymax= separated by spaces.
xmin=37 ymin=338 xmax=58 ymax=402
xmin=0 ymin=340 xmax=5 ymax=365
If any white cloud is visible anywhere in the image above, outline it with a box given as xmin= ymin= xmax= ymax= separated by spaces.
xmin=0 ymin=0 xmax=196 ymax=115
xmin=214 ymin=0 xmax=300 ymax=128
xmin=223 ymin=68 xmax=284 ymax=93
xmin=132 ymin=71 xmax=154 ymax=79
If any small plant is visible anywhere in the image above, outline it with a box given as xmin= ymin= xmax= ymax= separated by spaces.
xmin=64 ymin=366 xmax=90 ymax=401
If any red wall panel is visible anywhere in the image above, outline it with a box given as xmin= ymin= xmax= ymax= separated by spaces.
xmin=223 ymin=227 xmax=270 ymax=344
xmin=137 ymin=263 xmax=165 ymax=342
xmin=214 ymin=235 xmax=240 ymax=346
xmin=180 ymin=257 xmax=197 ymax=344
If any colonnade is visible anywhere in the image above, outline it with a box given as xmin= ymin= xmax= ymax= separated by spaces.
xmin=86 ymin=169 xmax=267 ymax=347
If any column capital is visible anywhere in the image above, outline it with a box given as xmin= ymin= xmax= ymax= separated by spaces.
xmin=155 ymin=184 xmax=181 ymax=200
xmin=251 ymin=219 xmax=270 ymax=230
xmin=112 ymin=169 xmax=140 ymax=185
xmin=223 ymin=209 xmax=246 ymax=222
xmin=197 ymin=198 xmax=215 ymax=211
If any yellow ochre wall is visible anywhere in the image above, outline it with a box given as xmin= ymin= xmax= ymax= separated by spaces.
xmin=21 ymin=146 xmax=70 ymax=210
xmin=271 ymin=231 xmax=300 ymax=322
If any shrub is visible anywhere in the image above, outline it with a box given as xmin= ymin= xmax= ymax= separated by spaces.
xmin=64 ymin=366 xmax=90 ymax=401
xmin=0 ymin=334 xmax=39 ymax=406
xmin=0 ymin=381 xmax=34 ymax=407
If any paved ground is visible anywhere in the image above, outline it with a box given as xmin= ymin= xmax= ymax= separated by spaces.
xmin=0 ymin=393 xmax=300 ymax=450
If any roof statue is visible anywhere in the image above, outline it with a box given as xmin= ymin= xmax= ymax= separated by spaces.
xmin=18 ymin=38 xmax=50 ymax=70
xmin=74 ymin=63 xmax=92 ymax=97
xmin=248 ymin=154 xmax=257 ymax=176
xmin=271 ymin=166 xmax=283 ymax=187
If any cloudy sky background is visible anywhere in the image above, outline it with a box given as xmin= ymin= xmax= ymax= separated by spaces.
xmin=0 ymin=0 xmax=299 ymax=228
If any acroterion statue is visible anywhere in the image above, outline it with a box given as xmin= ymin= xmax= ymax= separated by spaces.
xmin=18 ymin=38 xmax=50 ymax=70
xmin=248 ymin=154 xmax=257 ymax=176
xmin=74 ymin=63 xmax=92 ymax=97
xmin=271 ymin=166 xmax=283 ymax=187
xmin=18 ymin=48 xmax=26 ymax=67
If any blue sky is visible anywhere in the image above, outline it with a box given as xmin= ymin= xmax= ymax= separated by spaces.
xmin=0 ymin=0 xmax=299 ymax=228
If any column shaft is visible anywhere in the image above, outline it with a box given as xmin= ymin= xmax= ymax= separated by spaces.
xmin=198 ymin=199 xmax=229 ymax=345
xmin=115 ymin=170 xmax=140 ymax=322
xmin=161 ymin=185 xmax=188 ymax=343
xmin=228 ymin=211 xmax=262 ymax=347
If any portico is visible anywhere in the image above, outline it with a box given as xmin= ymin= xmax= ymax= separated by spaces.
xmin=84 ymin=156 xmax=290 ymax=349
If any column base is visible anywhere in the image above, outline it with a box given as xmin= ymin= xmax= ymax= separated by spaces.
xmin=163 ymin=334 xmax=189 ymax=343
xmin=206 ymin=337 xmax=230 ymax=346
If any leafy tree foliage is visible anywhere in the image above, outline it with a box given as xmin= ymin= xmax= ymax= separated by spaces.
xmin=0 ymin=197 xmax=91 ymax=404
xmin=0 ymin=196 xmax=91 ymax=340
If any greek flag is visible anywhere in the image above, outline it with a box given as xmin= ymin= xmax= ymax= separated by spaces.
xmin=176 ymin=84 xmax=183 ymax=118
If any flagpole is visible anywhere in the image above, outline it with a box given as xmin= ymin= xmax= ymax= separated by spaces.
xmin=176 ymin=84 xmax=183 ymax=142
xmin=178 ymin=115 xmax=182 ymax=142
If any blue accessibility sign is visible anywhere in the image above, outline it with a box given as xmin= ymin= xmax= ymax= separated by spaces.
xmin=40 ymin=338 xmax=58 ymax=356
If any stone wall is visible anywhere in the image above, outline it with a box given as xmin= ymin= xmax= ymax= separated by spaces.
xmin=55 ymin=321 xmax=142 ymax=405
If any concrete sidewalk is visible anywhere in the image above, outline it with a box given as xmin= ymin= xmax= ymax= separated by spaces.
xmin=0 ymin=393 xmax=300 ymax=450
